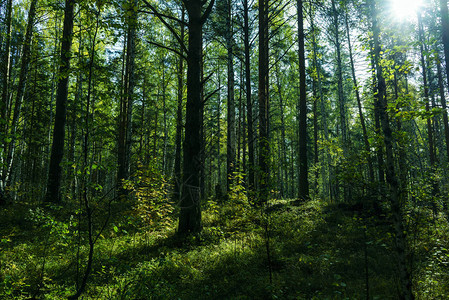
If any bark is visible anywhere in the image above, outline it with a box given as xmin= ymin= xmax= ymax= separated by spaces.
xmin=297 ymin=0 xmax=309 ymax=201
xmin=45 ymin=0 xmax=75 ymax=203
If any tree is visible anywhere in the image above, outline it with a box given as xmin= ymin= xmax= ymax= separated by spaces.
xmin=297 ymin=0 xmax=309 ymax=201
xmin=44 ymin=0 xmax=76 ymax=203
xmin=258 ymin=0 xmax=269 ymax=202
xmin=178 ymin=0 xmax=215 ymax=234
xmin=370 ymin=0 xmax=413 ymax=298
xmin=243 ymin=0 xmax=255 ymax=192
xmin=117 ymin=0 xmax=138 ymax=195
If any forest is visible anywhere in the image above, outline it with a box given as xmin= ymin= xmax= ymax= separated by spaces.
xmin=1 ymin=0 xmax=449 ymax=298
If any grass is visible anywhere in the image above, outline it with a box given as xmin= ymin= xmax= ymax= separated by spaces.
xmin=1 ymin=195 xmax=448 ymax=299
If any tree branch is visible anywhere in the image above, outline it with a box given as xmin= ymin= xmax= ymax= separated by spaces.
xmin=201 ymin=0 xmax=215 ymax=24
xmin=147 ymin=40 xmax=187 ymax=61
xmin=141 ymin=0 xmax=188 ymax=54
xmin=138 ymin=9 xmax=188 ymax=27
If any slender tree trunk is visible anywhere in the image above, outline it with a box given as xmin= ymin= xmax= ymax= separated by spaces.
xmin=258 ymin=0 xmax=269 ymax=202
xmin=436 ymin=53 xmax=449 ymax=162
xmin=117 ymin=0 xmax=137 ymax=194
xmin=174 ymin=9 xmax=185 ymax=201
xmin=1 ymin=0 xmax=12 ymax=126
xmin=418 ymin=13 xmax=436 ymax=170
xmin=297 ymin=0 xmax=309 ymax=201
xmin=243 ymin=0 xmax=255 ymax=192
xmin=1 ymin=0 xmax=37 ymax=201
xmin=371 ymin=1 xmax=413 ymax=298
xmin=0 ymin=0 xmax=13 ymax=204
xmin=226 ymin=0 xmax=236 ymax=193
xmin=275 ymin=63 xmax=288 ymax=198
xmin=45 ymin=0 xmax=75 ymax=203
xmin=345 ymin=11 xmax=374 ymax=182
xmin=311 ymin=11 xmax=332 ymax=201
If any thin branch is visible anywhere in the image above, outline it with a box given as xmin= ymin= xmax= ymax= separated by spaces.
xmin=141 ymin=0 xmax=188 ymax=54
xmin=147 ymin=40 xmax=187 ymax=61
xmin=138 ymin=9 xmax=188 ymax=27
xmin=201 ymin=71 xmax=215 ymax=86
xmin=203 ymin=87 xmax=220 ymax=105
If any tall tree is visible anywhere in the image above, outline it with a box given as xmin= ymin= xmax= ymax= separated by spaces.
xmin=371 ymin=0 xmax=413 ymax=298
xmin=345 ymin=9 xmax=374 ymax=182
xmin=2 ymin=0 xmax=38 ymax=196
xmin=226 ymin=0 xmax=236 ymax=193
xmin=243 ymin=0 xmax=255 ymax=192
xmin=0 ymin=0 xmax=17 ymax=203
xmin=258 ymin=0 xmax=269 ymax=202
xmin=297 ymin=0 xmax=309 ymax=201
xmin=173 ymin=8 xmax=186 ymax=201
xmin=117 ymin=0 xmax=138 ymax=195
xmin=44 ymin=0 xmax=76 ymax=203
xmin=178 ymin=0 xmax=215 ymax=233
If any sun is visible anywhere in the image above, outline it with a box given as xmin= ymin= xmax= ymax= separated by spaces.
xmin=389 ymin=0 xmax=423 ymax=20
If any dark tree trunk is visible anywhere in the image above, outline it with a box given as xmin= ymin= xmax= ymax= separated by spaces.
xmin=178 ymin=0 xmax=215 ymax=234
xmin=117 ymin=0 xmax=137 ymax=194
xmin=243 ymin=0 xmax=255 ymax=192
xmin=371 ymin=1 xmax=413 ymax=298
xmin=44 ymin=0 xmax=75 ymax=203
xmin=226 ymin=0 xmax=236 ymax=193
xmin=174 ymin=9 xmax=185 ymax=201
xmin=297 ymin=0 xmax=309 ymax=201
xmin=258 ymin=0 xmax=269 ymax=202
xmin=1 ymin=0 xmax=12 ymax=127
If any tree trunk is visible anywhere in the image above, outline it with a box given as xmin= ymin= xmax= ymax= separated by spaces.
xmin=1 ymin=0 xmax=37 ymax=202
xmin=243 ymin=0 xmax=255 ymax=192
xmin=178 ymin=0 xmax=215 ymax=234
xmin=297 ymin=0 xmax=309 ymax=201
xmin=226 ymin=0 xmax=236 ymax=193
xmin=1 ymin=0 xmax=12 ymax=127
xmin=371 ymin=1 xmax=413 ymax=298
xmin=311 ymin=10 xmax=332 ymax=201
xmin=174 ymin=9 xmax=185 ymax=201
xmin=436 ymin=53 xmax=449 ymax=162
xmin=258 ymin=0 xmax=269 ymax=202
xmin=117 ymin=0 xmax=137 ymax=194
xmin=275 ymin=63 xmax=288 ymax=198
xmin=345 ymin=11 xmax=374 ymax=182
xmin=45 ymin=0 xmax=75 ymax=203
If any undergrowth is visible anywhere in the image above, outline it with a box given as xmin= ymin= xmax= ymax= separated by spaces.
xmin=1 ymin=192 xmax=448 ymax=299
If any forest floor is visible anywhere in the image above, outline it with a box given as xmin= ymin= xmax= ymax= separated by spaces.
xmin=1 ymin=196 xmax=449 ymax=299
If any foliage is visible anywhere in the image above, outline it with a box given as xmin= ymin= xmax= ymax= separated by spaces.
xmin=124 ymin=163 xmax=175 ymax=233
